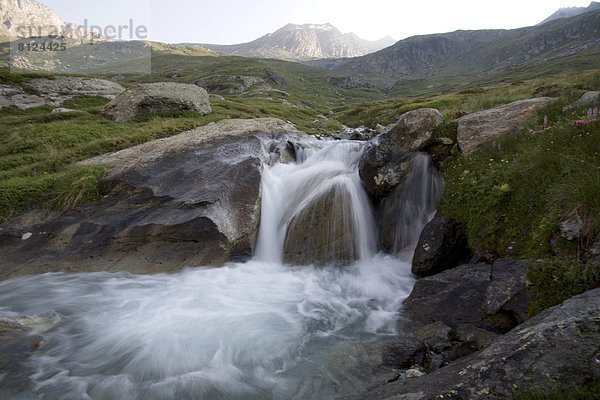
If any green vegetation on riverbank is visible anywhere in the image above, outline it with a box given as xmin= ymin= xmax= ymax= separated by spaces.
xmin=438 ymin=96 xmax=600 ymax=258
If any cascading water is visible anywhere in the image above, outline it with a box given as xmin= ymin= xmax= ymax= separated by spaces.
xmin=256 ymin=140 xmax=377 ymax=265
xmin=380 ymin=153 xmax=444 ymax=259
xmin=0 ymin=139 xmax=441 ymax=400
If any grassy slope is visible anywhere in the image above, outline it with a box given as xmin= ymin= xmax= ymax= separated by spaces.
xmin=0 ymin=40 xmax=388 ymax=220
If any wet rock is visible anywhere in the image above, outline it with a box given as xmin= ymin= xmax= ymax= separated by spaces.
xmin=418 ymin=137 xmax=455 ymax=168
xmin=0 ymin=119 xmax=301 ymax=279
xmin=283 ymin=184 xmax=359 ymax=266
xmin=353 ymin=289 xmax=600 ymax=400
xmin=358 ymin=108 xmax=443 ymax=199
xmin=333 ymin=126 xmax=377 ymax=141
xmin=358 ymin=136 xmax=413 ymax=199
xmin=104 ymin=82 xmax=211 ymax=122
xmin=377 ymin=154 xmax=443 ymax=254
xmin=381 ymin=338 xmax=427 ymax=369
xmin=412 ymin=217 xmax=471 ymax=277
xmin=457 ymin=98 xmax=555 ymax=155
xmin=0 ymin=315 xmax=55 ymax=396
xmin=403 ymin=259 xmax=531 ymax=333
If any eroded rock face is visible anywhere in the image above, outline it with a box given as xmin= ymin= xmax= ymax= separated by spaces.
xmin=0 ymin=0 xmax=64 ymax=37
xmin=457 ymin=97 xmax=555 ymax=155
xmin=104 ymin=82 xmax=211 ymax=122
xmin=412 ymin=217 xmax=471 ymax=277
xmin=0 ymin=119 xmax=301 ymax=279
xmin=353 ymin=289 xmax=600 ymax=400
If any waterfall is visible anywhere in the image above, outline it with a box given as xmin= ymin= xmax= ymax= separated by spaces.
xmin=255 ymin=140 xmax=378 ymax=265
xmin=380 ymin=153 xmax=444 ymax=258
xmin=0 ymin=138 xmax=443 ymax=400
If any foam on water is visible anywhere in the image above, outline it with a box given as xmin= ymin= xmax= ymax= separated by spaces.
xmin=0 ymin=139 xmax=441 ymax=399
xmin=0 ymin=256 xmax=414 ymax=399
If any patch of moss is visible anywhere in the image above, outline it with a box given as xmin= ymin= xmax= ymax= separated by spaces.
xmin=513 ymin=380 xmax=600 ymax=400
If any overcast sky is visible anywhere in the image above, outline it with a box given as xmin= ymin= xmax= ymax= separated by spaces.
xmin=40 ymin=0 xmax=593 ymax=44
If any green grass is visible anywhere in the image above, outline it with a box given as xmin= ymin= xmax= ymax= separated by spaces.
xmin=0 ymin=90 xmax=348 ymax=220
xmin=513 ymin=380 xmax=600 ymax=400
xmin=527 ymin=258 xmax=600 ymax=316
xmin=334 ymin=70 xmax=600 ymax=128
xmin=437 ymin=98 xmax=600 ymax=258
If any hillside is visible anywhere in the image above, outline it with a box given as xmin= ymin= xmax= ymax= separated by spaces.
xmin=0 ymin=0 xmax=98 ymax=40
xmin=540 ymin=1 xmax=600 ymax=24
xmin=202 ymin=23 xmax=395 ymax=61
xmin=331 ymin=10 xmax=600 ymax=85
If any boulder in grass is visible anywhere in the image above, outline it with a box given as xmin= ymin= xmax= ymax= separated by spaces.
xmin=104 ymin=82 xmax=212 ymax=122
xmin=457 ymin=98 xmax=555 ymax=155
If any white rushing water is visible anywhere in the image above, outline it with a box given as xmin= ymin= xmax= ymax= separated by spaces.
xmin=0 ymin=140 xmax=441 ymax=400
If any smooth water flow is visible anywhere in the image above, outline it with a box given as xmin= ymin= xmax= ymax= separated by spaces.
xmin=382 ymin=153 xmax=444 ymax=257
xmin=256 ymin=141 xmax=377 ymax=264
xmin=0 ymin=140 xmax=441 ymax=400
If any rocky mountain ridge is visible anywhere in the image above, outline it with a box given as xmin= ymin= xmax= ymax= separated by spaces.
xmin=0 ymin=0 xmax=98 ymax=41
xmin=540 ymin=1 xmax=600 ymax=24
xmin=202 ymin=23 xmax=395 ymax=61
xmin=330 ymin=9 xmax=600 ymax=82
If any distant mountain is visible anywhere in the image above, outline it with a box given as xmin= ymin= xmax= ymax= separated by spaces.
xmin=0 ymin=0 xmax=63 ymax=37
xmin=539 ymin=1 xmax=600 ymax=24
xmin=0 ymin=0 xmax=99 ymax=41
xmin=330 ymin=9 xmax=600 ymax=82
xmin=202 ymin=23 xmax=396 ymax=61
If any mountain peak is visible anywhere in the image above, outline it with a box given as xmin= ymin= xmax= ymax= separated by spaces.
xmin=540 ymin=1 xmax=600 ymax=24
xmin=203 ymin=23 xmax=393 ymax=61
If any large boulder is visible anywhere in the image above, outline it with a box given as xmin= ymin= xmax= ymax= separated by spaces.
xmin=388 ymin=108 xmax=444 ymax=151
xmin=0 ymin=119 xmax=301 ymax=280
xmin=358 ymin=138 xmax=413 ymax=199
xmin=283 ymin=184 xmax=358 ymax=266
xmin=457 ymin=98 xmax=555 ymax=155
xmin=382 ymin=259 xmax=530 ymax=377
xmin=403 ymin=259 xmax=531 ymax=333
xmin=24 ymin=77 xmax=125 ymax=100
xmin=353 ymin=289 xmax=600 ymax=400
xmin=412 ymin=217 xmax=471 ymax=277
xmin=359 ymin=108 xmax=444 ymax=199
xmin=564 ymin=90 xmax=599 ymax=111
xmin=104 ymin=82 xmax=212 ymax=121
xmin=0 ymin=77 xmax=125 ymax=110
